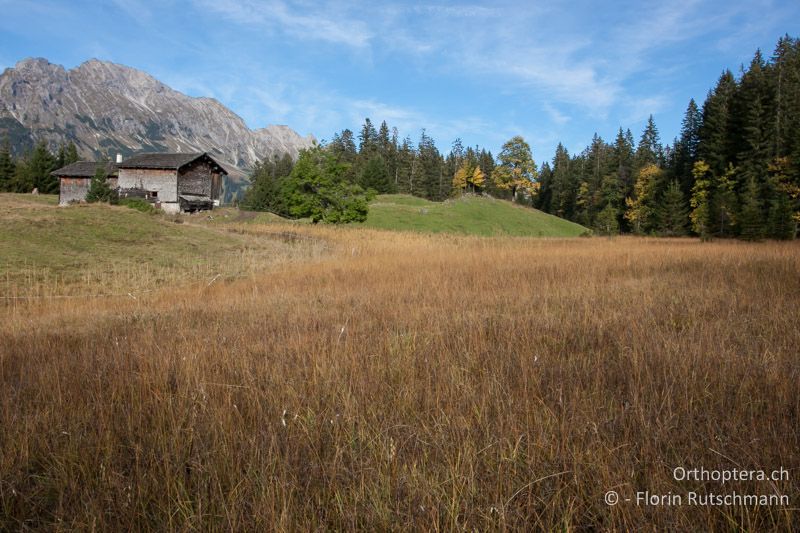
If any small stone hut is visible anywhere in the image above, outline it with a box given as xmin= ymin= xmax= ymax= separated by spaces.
xmin=52 ymin=161 xmax=118 ymax=205
xmin=117 ymin=152 xmax=226 ymax=213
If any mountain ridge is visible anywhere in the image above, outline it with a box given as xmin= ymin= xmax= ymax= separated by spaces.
xmin=0 ymin=57 xmax=315 ymax=171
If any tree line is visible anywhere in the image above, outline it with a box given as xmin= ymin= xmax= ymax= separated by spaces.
xmin=533 ymin=35 xmax=799 ymax=240
xmin=243 ymin=118 xmax=541 ymax=221
xmin=0 ymin=139 xmax=80 ymax=194
xmin=246 ymin=35 xmax=798 ymax=236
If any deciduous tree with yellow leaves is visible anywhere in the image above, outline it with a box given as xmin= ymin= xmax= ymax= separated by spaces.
xmin=491 ymin=136 xmax=538 ymax=202
xmin=453 ymin=162 xmax=488 ymax=195
xmin=624 ymin=163 xmax=662 ymax=234
xmin=689 ymin=160 xmax=713 ymax=240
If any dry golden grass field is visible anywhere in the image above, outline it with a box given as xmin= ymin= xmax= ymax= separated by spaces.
xmin=1 ymin=196 xmax=799 ymax=530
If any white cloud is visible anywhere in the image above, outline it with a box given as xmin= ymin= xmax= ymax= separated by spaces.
xmin=621 ymin=95 xmax=670 ymax=127
xmin=110 ymin=0 xmax=152 ymax=24
xmin=543 ymin=103 xmax=571 ymax=126
xmin=193 ymin=0 xmax=373 ymax=48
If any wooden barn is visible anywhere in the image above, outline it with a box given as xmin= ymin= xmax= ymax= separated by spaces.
xmin=52 ymin=161 xmax=118 ymax=205
xmin=117 ymin=152 xmax=226 ymax=213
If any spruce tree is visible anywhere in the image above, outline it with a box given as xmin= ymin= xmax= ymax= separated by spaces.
xmin=358 ymin=156 xmax=393 ymax=194
xmin=595 ymin=204 xmax=620 ymax=235
xmin=767 ymin=191 xmax=796 ymax=239
xmin=698 ymin=70 xmax=736 ymax=176
xmin=0 ymin=137 xmax=14 ymax=192
xmin=635 ymin=115 xmax=663 ymax=169
xmin=330 ymin=129 xmax=357 ymax=164
xmin=85 ymin=163 xmax=114 ymax=203
xmin=416 ymin=130 xmax=443 ymax=200
xmin=358 ymin=118 xmax=378 ymax=156
xmin=550 ymin=143 xmax=575 ymax=217
xmin=396 ymin=136 xmax=415 ymax=195
xmin=674 ymin=99 xmax=702 ymax=196
xmin=27 ymin=140 xmax=57 ymax=193
xmin=710 ymin=163 xmax=738 ymax=237
xmin=658 ymin=180 xmax=689 ymax=236
xmin=243 ymin=153 xmax=294 ymax=214
xmin=478 ymin=149 xmax=496 ymax=195
xmin=535 ymin=161 xmax=553 ymax=212
xmin=739 ymin=175 xmax=764 ymax=240
xmin=65 ymin=142 xmax=79 ymax=165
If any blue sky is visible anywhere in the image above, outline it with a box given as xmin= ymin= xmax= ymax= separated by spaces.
xmin=1 ymin=0 xmax=798 ymax=163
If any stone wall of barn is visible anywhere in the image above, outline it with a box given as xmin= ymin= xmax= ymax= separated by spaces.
xmin=118 ymin=168 xmax=179 ymax=212
xmin=59 ymin=177 xmax=90 ymax=205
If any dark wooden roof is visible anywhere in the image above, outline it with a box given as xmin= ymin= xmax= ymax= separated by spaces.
xmin=118 ymin=152 xmax=228 ymax=174
xmin=51 ymin=161 xmax=118 ymax=178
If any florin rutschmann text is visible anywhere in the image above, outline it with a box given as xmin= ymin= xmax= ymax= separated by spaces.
xmin=604 ymin=467 xmax=790 ymax=507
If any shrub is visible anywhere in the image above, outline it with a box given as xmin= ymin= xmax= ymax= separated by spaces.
xmin=119 ymin=198 xmax=156 ymax=214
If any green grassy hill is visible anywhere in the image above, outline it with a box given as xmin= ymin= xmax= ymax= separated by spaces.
xmin=0 ymin=194 xmax=308 ymax=295
xmin=361 ymin=194 xmax=589 ymax=237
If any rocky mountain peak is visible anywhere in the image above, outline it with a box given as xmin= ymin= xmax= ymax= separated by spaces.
xmin=0 ymin=57 xmax=315 ymax=170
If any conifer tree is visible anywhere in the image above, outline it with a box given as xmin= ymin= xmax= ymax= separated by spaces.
xmin=27 ymin=140 xmax=57 ymax=193
xmin=711 ymin=163 xmax=738 ymax=237
xmin=593 ymin=172 xmax=624 ymax=234
xmin=396 ymin=136 xmax=415 ymax=194
xmin=65 ymin=142 xmax=79 ymax=165
xmin=478 ymin=149 xmax=496 ymax=195
xmin=535 ymin=161 xmax=553 ymax=212
xmin=635 ymin=115 xmax=663 ymax=169
xmin=698 ymin=70 xmax=736 ymax=175
xmin=330 ymin=129 xmax=358 ymax=164
xmin=281 ymin=146 xmax=368 ymax=223
xmin=358 ymin=118 xmax=378 ymax=156
xmin=767 ymin=191 xmax=796 ymax=239
xmin=243 ymin=153 xmax=294 ymax=214
xmin=690 ymin=160 xmax=713 ymax=239
xmin=658 ymin=179 xmax=689 ymax=236
xmin=85 ymin=163 xmax=114 ymax=203
xmin=56 ymin=144 xmax=66 ymax=170
xmin=738 ymin=175 xmax=764 ymax=240
xmin=674 ymin=99 xmax=702 ymax=195
xmin=550 ymin=143 xmax=576 ymax=218
xmin=0 ymin=137 xmax=14 ymax=192
xmin=358 ymin=155 xmax=392 ymax=194
xmin=766 ymin=157 xmax=798 ymax=239
xmin=595 ymin=204 xmax=620 ymax=235
xmin=416 ymin=130 xmax=443 ymax=200
xmin=11 ymin=162 xmax=30 ymax=193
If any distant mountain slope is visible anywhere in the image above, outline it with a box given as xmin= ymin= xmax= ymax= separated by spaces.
xmin=0 ymin=58 xmax=315 ymax=169
xmin=362 ymin=194 xmax=590 ymax=237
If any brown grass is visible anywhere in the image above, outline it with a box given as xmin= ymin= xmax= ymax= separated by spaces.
xmin=1 ymin=225 xmax=798 ymax=530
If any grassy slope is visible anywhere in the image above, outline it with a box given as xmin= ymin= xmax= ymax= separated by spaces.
xmin=362 ymin=194 xmax=588 ymax=237
xmin=0 ymin=194 xmax=317 ymax=295
xmin=0 ymin=194 xmax=239 ymax=275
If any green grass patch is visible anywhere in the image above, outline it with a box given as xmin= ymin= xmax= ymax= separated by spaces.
xmin=0 ymin=193 xmax=255 ymax=291
xmin=119 ymin=198 xmax=156 ymax=214
xmin=361 ymin=194 xmax=589 ymax=237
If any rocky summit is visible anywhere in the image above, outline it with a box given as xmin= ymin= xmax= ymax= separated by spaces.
xmin=0 ymin=58 xmax=315 ymax=169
